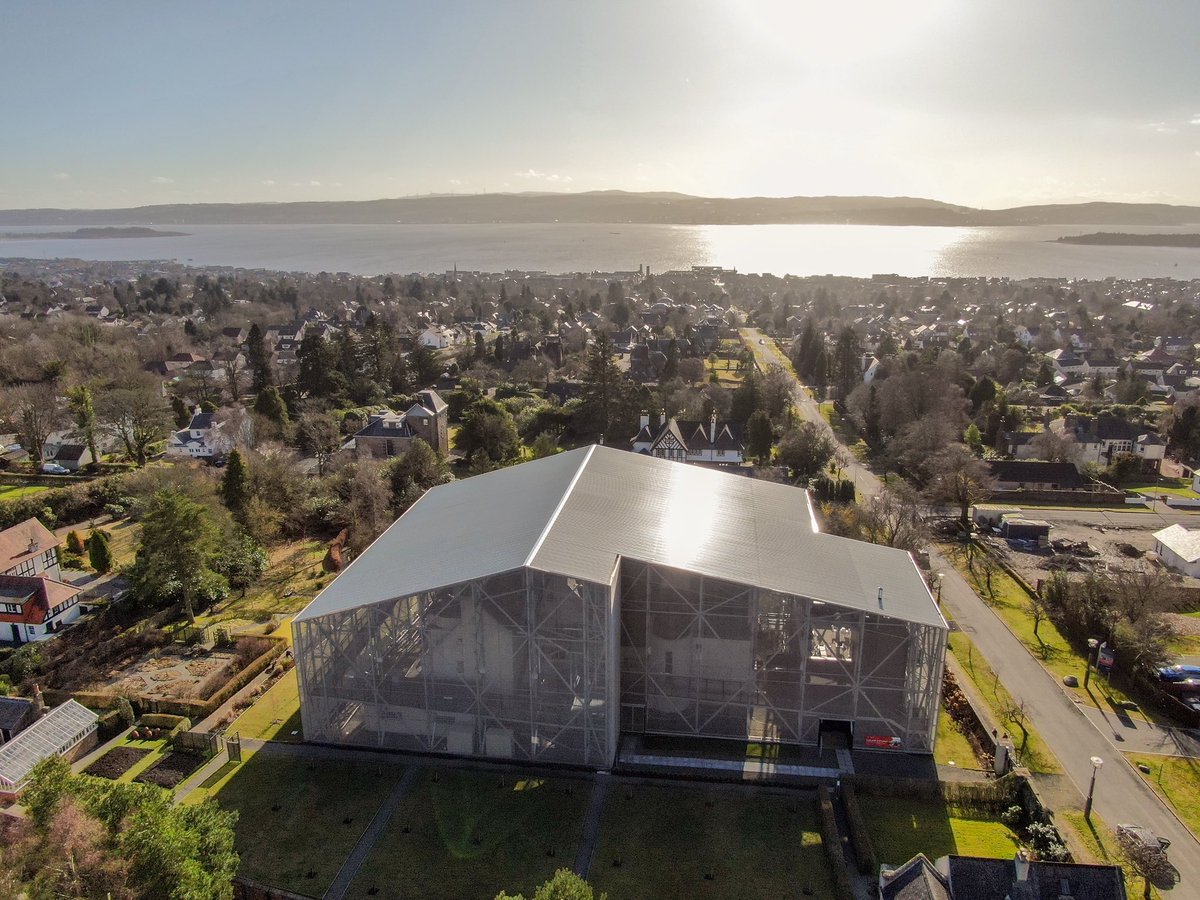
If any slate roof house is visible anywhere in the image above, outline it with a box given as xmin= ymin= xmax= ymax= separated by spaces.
xmin=49 ymin=443 xmax=93 ymax=472
xmin=1056 ymin=415 xmax=1166 ymax=474
xmin=293 ymin=447 xmax=946 ymax=768
xmin=166 ymin=408 xmax=230 ymax=460
xmin=0 ymin=518 xmax=62 ymax=580
xmin=879 ymin=851 xmax=1127 ymax=900
xmin=0 ymin=697 xmax=36 ymax=744
xmin=354 ymin=389 xmax=449 ymax=458
xmin=630 ymin=411 xmax=744 ymax=465
xmin=988 ymin=461 xmax=1088 ymax=491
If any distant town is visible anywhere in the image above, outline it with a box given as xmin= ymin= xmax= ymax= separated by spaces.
xmin=3 ymin=255 xmax=1200 ymax=898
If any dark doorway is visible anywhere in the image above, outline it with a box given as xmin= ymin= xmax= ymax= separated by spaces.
xmin=818 ymin=719 xmax=853 ymax=751
xmin=10 ymin=624 xmax=21 ymax=644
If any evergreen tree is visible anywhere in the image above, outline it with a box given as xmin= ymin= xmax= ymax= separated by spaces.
xmin=254 ymin=386 xmax=290 ymax=429
xmin=863 ymin=384 xmax=882 ymax=449
xmin=66 ymin=530 xmax=84 ymax=555
xmin=87 ymin=529 xmax=113 ymax=574
xmin=832 ymin=325 xmax=860 ymax=402
xmin=494 ymin=333 xmax=507 ymax=364
xmin=246 ymin=323 xmax=273 ymax=393
xmin=580 ymin=330 xmax=628 ymax=439
xmin=220 ymin=448 xmax=251 ymax=517
xmin=65 ymin=385 xmax=99 ymax=470
xmin=129 ymin=490 xmax=220 ymax=624
xmin=730 ymin=370 xmax=762 ymax=424
xmin=409 ymin=343 xmax=441 ymax=387
xmin=170 ymin=395 xmax=191 ymax=429
xmin=662 ymin=337 xmax=679 ymax=381
xmin=746 ymin=410 xmax=774 ymax=463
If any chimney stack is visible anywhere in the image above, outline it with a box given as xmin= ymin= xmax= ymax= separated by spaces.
xmin=1014 ymin=849 xmax=1031 ymax=882
xmin=33 ymin=683 xmax=45 ymax=718
xmin=710 ymin=410 xmax=717 ymax=444
xmin=639 ymin=410 xmax=650 ymax=430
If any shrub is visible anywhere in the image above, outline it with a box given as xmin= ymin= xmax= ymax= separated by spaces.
xmin=1000 ymin=804 xmax=1024 ymax=829
xmin=66 ymin=530 xmax=85 ymax=555
xmin=87 ymin=529 xmax=114 ymax=574
xmin=116 ymin=696 xmax=135 ymax=728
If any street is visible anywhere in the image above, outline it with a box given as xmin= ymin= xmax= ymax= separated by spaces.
xmin=740 ymin=328 xmax=1200 ymax=890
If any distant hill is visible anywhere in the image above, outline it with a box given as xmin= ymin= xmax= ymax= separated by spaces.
xmin=0 ymin=226 xmax=188 ymax=240
xmin=1055 ymin=232 xmax=1200 ymax=247
xmin=1 ymin=191 xmax=1199 ymax=227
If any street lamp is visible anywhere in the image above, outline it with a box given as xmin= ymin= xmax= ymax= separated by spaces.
xmin=1084 ymin=756 xmax=1104 ymax=822
xmin=1084 ymin=638 xmax=1100 ymax=691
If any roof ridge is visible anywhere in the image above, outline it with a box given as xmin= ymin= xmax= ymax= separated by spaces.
xmin=525 ymin=445 xmax=596 ymax=568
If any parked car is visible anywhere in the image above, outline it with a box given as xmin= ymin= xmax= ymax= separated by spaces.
xmin=41 ymin=462 xmax=69 ymax=475
xmin=1158 ymin=665 xmax=1200 ymax=683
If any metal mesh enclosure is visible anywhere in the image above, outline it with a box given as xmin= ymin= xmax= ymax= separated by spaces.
xmin=617 ymin=561 xmax=943 ymax=752
xmin=294 ymin=567 xmax=617 ymax=767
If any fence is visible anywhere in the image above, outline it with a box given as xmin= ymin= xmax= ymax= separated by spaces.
xmin=175 ymin=729 xmax=224 ymax=755
xmin=847 ymin=772 xmax=1023 ymax=818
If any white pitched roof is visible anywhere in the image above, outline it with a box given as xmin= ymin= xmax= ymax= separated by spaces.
xmin=296 ymin=446 xmax=945 ymax=629
xmin=1154 ymin=524 xmax=1200 ymax=564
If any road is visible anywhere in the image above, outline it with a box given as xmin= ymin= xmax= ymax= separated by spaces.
xmin=740 ymin=328 xmax=1200 ymax=889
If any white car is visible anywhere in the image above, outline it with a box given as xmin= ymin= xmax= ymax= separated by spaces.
xmin=41 ymin=462 xmax=70 ymax=475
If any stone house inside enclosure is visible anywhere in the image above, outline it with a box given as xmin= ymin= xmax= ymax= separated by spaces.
xmin=293 ymin=447 xmax=946 ymax=769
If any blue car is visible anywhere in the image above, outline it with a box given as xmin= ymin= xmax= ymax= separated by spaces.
xmin=1159 ymin=665 xmax=1200 ymax=682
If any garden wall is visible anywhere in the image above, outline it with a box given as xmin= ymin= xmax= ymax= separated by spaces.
xmin=989 ymin=487 xmax=1124 ymax=506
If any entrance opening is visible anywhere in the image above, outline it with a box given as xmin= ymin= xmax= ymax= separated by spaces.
xmin=818 ymin=718 xmax=853 ymax=751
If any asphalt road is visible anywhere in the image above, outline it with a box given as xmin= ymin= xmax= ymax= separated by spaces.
xmin=740 ymin=328 xmax=1200 ymax=889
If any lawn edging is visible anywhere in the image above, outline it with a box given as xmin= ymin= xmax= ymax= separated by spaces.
xmin=817 ymin=784 xmax=855 ymax=900
xmin=841 ymin=782 xmax=878 ymax=875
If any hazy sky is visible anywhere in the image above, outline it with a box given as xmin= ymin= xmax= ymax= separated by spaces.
xmin=6 ymin=0 xmax=1200 ymax=209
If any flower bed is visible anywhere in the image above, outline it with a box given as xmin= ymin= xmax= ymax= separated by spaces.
xmin=84 ymin=746 xmax=150 ymax=780
xmin=133 ymin=750 xmax=205 ymax=788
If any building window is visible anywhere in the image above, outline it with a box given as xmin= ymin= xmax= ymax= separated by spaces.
xmin=41 ymin=548 xmax=57 ymax=569
xmin=2 ymin=603 xmax=19 ymax=613
xmin=8 ymin=559 xmax=37 ymax=578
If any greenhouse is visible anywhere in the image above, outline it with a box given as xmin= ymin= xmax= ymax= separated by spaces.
xmin=293 ymin=446 xmax=947 ymax=769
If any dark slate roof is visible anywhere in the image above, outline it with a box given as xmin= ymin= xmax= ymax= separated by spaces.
xmin=354 ymin=414 xmax=414 ymax=439
xmin=0 ymin=697 xmax=34 ymax=733
xmin=988 ymin=460 xmax=1086 ymax=488
xmin=945 ymin=856 xmax=1127 ymax=900
xmin=188 ymin=412 xmax=216 ymax=430
xmin=53 ymin=444 xmax=87 ymax=462
xmin=880 ymin=854 xmax=950 ymax=900
xmin=415 ymin=389 xmax=447 ymax=414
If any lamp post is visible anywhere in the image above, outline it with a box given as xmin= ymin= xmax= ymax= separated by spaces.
xmin=1084 ymin=756 xmax=1104 ymax=822
xmin=1084 ymin=638 xmax=1100 ymax=691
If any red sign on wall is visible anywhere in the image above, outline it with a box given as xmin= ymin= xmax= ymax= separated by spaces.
xmin=865 ymin=735 xmax=903 ymax=750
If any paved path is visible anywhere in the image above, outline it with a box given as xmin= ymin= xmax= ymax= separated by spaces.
xmin=1078 ymin=705 xmax=1200 ymax=757
xmin=323 ymin=766 xmax=422 ymax=900
xmin=573 ymin=773 xmax=610 ymax=880
xmin=936 ymin=546 xmax=1200 ymax=891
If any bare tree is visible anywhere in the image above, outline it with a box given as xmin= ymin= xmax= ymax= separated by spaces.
xmin=861 ymin=482 xmax=928 ymax=553
xmin=1029 ymin=428 xmax=1083 ymax=463
xmin=924 ymin=444 xmax=995 ymax=530
xmin=221 ymin=355 xmax=243 ymax=402
xmin=1117 ymin=827 xmax=1179 ymax=900
xmin=97 ymin=382 xmax=170 ymax=466
xmin=1 ymin=383 xmax=63 ymax=465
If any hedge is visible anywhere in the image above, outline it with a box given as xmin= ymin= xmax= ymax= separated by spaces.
xmin=95 ymin=708 xmax=124 ymax=741
xmin=0 ymin=474 xmax=128 ymax=530
xmin=817 ymin=785 xmax=854 ymax=900
xmin=141 ymin=713 xmax=189 ymax=730
xmin=841 ymin=782 xmax=878 ymax=875
xmin=850 ymin=772 xmax=1024 ymax=819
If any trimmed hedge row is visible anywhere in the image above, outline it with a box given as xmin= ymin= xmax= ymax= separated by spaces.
xmin=841 ymin=782 xmax=878 ymax=875
xmin=141 ymin=712 xmax=189 ymax=730
xmin=817 ymin=785 xmax=854 ymax=900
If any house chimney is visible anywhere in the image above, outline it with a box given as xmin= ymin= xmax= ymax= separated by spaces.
xmin=33 ymin=683 xmax=45 ymax=717
xmin=27 ymin=536 xmax=38 ymax=554
xmin=710 ymin=410 xmax=717 ymax=444
xmin=1014 ymin=849 xmax=1031 ymax=882
xmin=640 ymin=410 xmax=650 ymax=430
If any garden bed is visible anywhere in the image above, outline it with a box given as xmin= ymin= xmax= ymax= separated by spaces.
xmin=84 ymin=746 xmax=150 ymax=780
xmin=134 ymin=750 xmax=206 ymax=788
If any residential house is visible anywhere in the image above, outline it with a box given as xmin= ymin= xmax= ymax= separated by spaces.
xmin=0 ymin=518 xmax=61 ymax=580
xmin=630 ymin=411 xmax=744 ymax=465
xmin=166 ymin=408 xmax=230 ymax=460
xmin=0 ymin=574 xmax=83 ymax=643
xmin=49 ymin=443 xmax=92 ymax=472
xmin=879 ymin=851 xmax=1127 ymax=900
xmin=0 ymin=697 xmax=35 ymax=744
xmin=1045 ymin=347 xmax=1086 ymax=376
xmin=987 ymin=460 xmax=1088 ymax=491
xmin=1153 ymin=524 xmax=1200 ymax=578
xmin=1057 ymin=414 xmax=1166 ymax=473
xmin=418 ymin=325 xmax=463 ymax=349
xmin=0 ymin=699 xmax=99 ymax=800
xmin=354 ymin=389 xmax=450 ymax=458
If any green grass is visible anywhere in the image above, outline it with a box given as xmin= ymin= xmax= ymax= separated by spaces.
xmin=947 ymin=630 xmax=1061 ymax=774
xmin=199 ymin=539 xmax=327 ymax=625
xmin=935 ymin=705 xmax=980 ymax=768
xmin=0 ymin=483 xmax=52 ymax=501
xmin=941 ymin=543 xmax=1162 ymax=726
xmin=346 ymin=769 xmax=590 ymax=900
xmin=1058 ymin=810 xmax=1157 ymax=899
xmin=1128 ymin=478 xmax=1200 ymax=499
xmin=1126 ymin=753 xmax=1200 ymax=840
xmin=204 ymin=752 xmax=405 ymax=896
xmin=865 ymin=796 xmax=1020 ymax=866
xmin=590 ymin=783 xmax=835 ymax=900
xmin=225 ymin=668 xmax=301 ymax=742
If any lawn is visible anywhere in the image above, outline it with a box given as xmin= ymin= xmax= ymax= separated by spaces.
xmin=1128 ymin=478 xmax=1200 ymax=500
xmin=865 ymin=796 xmax=1020 ymax=866
xmin=589 ymin=783 xmax=835 ymax=900
xmin=204 ymin=751 xmax=405 ymax=896
xmin=225 ymin=667 xmax=302 ymax=742
xmin=347 ymin=769 xmax=590 ymax=900
xmin=935 ymin=704 xmax=980 ymax=768
xmin=1125 ymin=753 xmax=1200 ymax=839
xmin=947 ymin=629 xmax=1061 ymax=774
xmin=0 ymin=482 xmax=52 ymax=501
xmin=941 ymin=543 xmax=1161 ymax=726
xmin=1058 ymin=810 xmax=1157 ymax=899
xmin=199 ymin=539 xmax=327 ymax=626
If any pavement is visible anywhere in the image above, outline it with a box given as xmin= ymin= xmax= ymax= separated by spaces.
xmin=739 ymin=329 xmax=1200 ymax=891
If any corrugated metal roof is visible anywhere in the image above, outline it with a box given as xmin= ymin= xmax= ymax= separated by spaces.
xmin=296 ymin=446 xmax=944 ymax=629
xmin=0 ymin=699 xmax=97 ymax=788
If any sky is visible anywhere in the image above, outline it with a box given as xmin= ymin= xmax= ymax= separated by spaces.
xmin=6 ymin=0 xmax=1200 ymax=210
